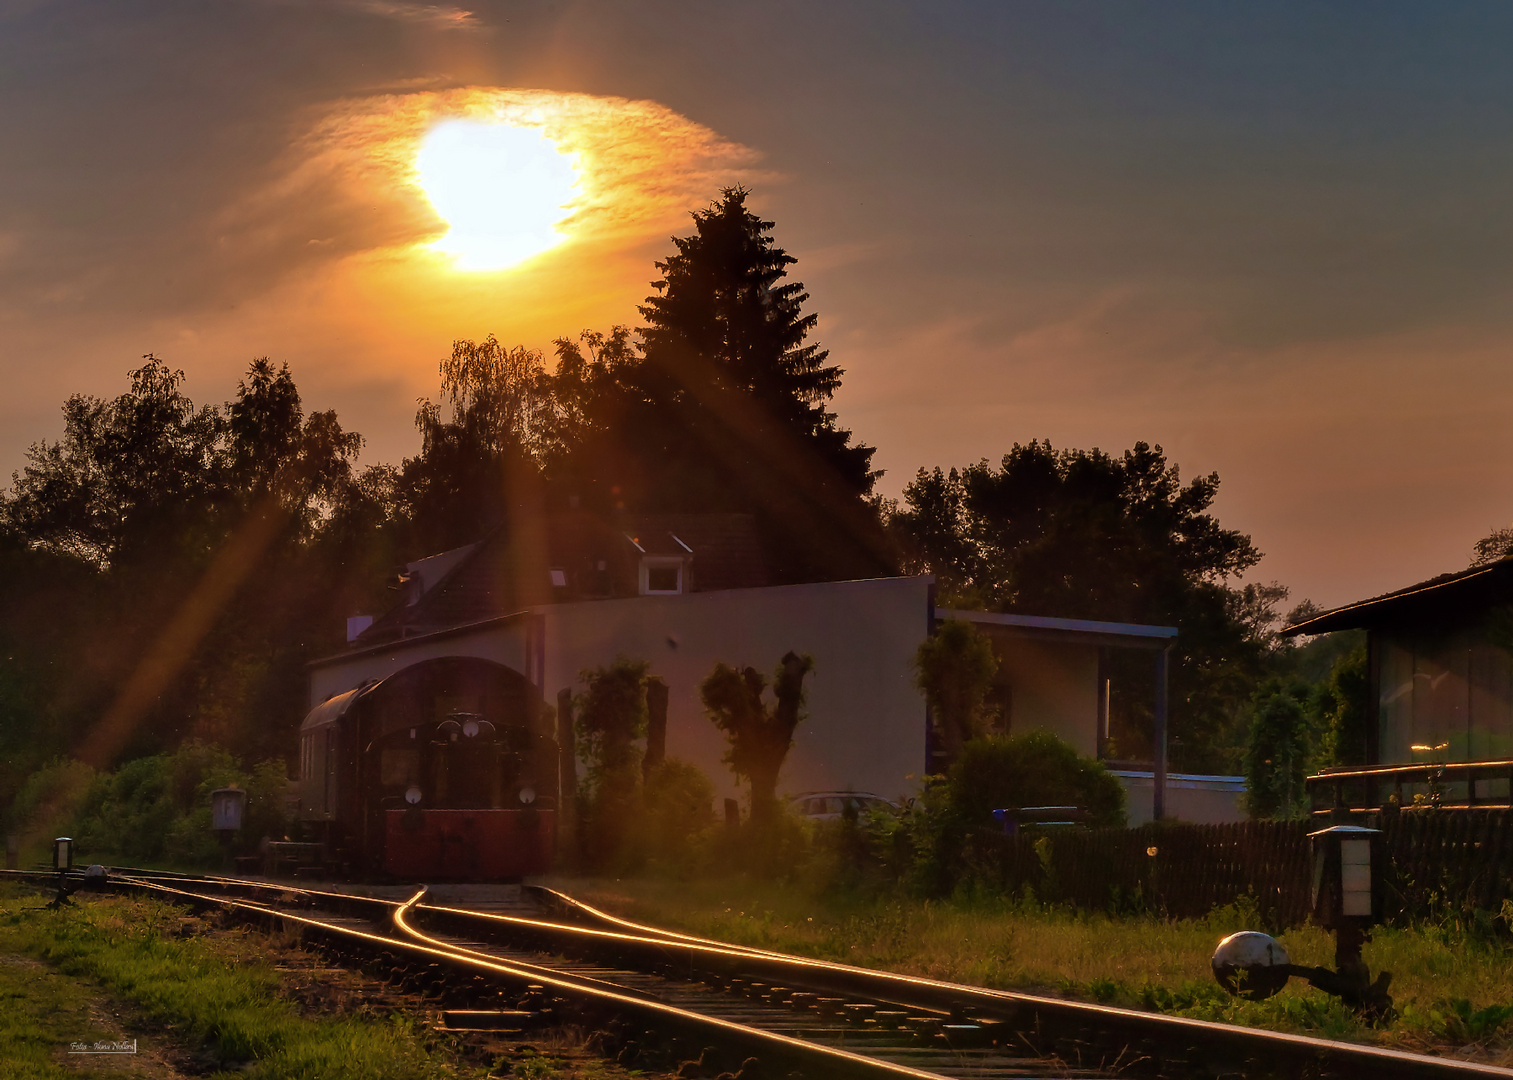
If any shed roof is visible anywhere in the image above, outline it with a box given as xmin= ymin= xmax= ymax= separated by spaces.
xmin=1279 ymin=558 xmax=1513 ymax=637
xmin=937 ymin=608 xmax=1178 ymax=650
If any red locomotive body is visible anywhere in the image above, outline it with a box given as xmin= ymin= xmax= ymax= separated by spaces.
xmin=296 ymin=656 xmax=558 ymax=881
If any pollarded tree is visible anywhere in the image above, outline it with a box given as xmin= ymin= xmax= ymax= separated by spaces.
xmin=700 ymin=651 xmax=813 ymax=824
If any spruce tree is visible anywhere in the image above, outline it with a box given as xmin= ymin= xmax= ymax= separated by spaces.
xmin=638 ymin=187 xmax=876 ymax=496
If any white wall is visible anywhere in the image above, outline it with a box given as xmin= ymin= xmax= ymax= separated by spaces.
xmin=995 ymin=637 xmax=1100 ymax=756
xmin=1112 ymin=771 xmax=1247 ymax=826
xmin=540 ymin=576 xmax=933 ymax=805
xmin=308 ymin=577 xmax=935 ymax=807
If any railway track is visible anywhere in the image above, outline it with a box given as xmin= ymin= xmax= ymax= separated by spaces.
xmin=7 ymin=868 xmax=1512 ymax=1079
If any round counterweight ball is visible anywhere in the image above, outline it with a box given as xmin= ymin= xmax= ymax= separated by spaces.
xmin=1212 ymin=931 xmax=1291 ymax=1000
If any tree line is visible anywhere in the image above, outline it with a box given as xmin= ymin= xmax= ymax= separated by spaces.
xmin=0 ymin=186 xmax=1362 ymax=817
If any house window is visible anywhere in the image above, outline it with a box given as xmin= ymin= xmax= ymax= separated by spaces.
xmin=548 ymin=568 xmax=568 ymax=588
xmin=641 ymin=558 xmax=684 ymax=595
xmin=648 ymin=566 xmax=679 ymax=592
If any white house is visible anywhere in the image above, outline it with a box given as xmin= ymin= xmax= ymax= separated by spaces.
xmin=307 ymin=519 xmax=1234 ymax=821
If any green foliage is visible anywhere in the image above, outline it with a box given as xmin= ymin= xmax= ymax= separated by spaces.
xmin=575 ymin=658 xmax=650 ymax=788
xmin=914 ymin=619 xmax=999 ymax=760
xmin=641 ymin=757 xmax=716 ymax=873
xmin=949 ymin=732 xmax=1126 ymax=828
xmin=707 ymin=800 xmax=816 ymax=880
xmin=10 ymin=743 xmax=286 ymax=866
xmin=639 ymin=187 xmax=874 ymax=495
xmin=1409 ymin=998 xmax=1513 ymax=1043
xmin=574 ymin=659 xmax=650 ymax=871
xmin=1313 ymin=644 xmax=1368 ymax=767
xmin=1244 ymin=681 xmax=1313 ymax=819
xmin=7 ymin=758 xmax=97 ymax=841
xmin=0 ymin=355 xmax=384 ymax=771
xmin=911 ymin=732 xmax=1126 ymax=896
xmin=700 ymin=651 xmax=813 ymax=823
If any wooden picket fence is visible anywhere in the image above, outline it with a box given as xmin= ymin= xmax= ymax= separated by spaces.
xmin=962 ymin=809 xmax=1513 ymax=926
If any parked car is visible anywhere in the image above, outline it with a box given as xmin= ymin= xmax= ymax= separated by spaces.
xmin=790 ymin=791 xmax=897 ymax=822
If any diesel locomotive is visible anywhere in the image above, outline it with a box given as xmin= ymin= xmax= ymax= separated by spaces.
xmin=294 ymin=656 xmax=558 ymax=880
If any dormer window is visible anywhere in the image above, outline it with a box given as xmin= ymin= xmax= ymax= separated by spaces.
xmin=640 ymin=557 xmax=685 ymax=595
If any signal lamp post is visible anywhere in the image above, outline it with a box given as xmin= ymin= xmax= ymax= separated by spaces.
xmin=1211 ymin=823 xmax=1393 ymax=1020
xmin=47 ymin=837 xmax=75 ymax=909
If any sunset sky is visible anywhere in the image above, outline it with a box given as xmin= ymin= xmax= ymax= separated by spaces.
xmin=3 ymin=1 xmax=1512 ymax=612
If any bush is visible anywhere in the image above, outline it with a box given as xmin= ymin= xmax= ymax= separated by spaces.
xmin=7 ymin=758 xmax=97 ymax=852
xmin=10 ymin=743 xmax=288 ymax=866
xmin=910 ymin=731 xmax=1126 ymax=895
xmin=642 ymin=757 xmax=716 ymax=873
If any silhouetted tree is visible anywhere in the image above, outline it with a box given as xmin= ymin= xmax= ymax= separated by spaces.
xmin=6 ymin=355 xmax=225 ymax=568
xmin=632 ymin=189 xmax=888 ymax=580
xmin=397 ymin=336 xmax=549 ymax=553
xmin=0 ymin=356 xmax=370 ymax=773
xmin=700 ymin=651 xmax=813 ymax=823
xmin=640 ymin=189 xmax=865 ymax=480
xmin=227 ymin=357 xmax=364 ymax=537
xmin=891 ymin=441 xmax=1275 ymax=772
xmin=1472 ymin=525 xmax=1513 ymax=566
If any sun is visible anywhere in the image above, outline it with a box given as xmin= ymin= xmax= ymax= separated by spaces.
xmin=414 ymin=119 xmax=579 ymax=271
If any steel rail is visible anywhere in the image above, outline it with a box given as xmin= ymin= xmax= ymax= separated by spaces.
xmin=12 ymin=869 xmax=1512 ymax=1077
xmin=414 ymin=896 xmax=1513 ymax=1080
xmin=61 ymin=873 xmax=967 ymax=1080
xmin=387 ymin=888 xmax=966 ymax=1080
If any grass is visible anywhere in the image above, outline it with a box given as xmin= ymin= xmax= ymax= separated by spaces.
xmin=552 ymin=873 xmax=1513 ymax=1063
xmin=0 ymin=951 xmax=161 ymax=1079
xmin=0 ymin=883 xmax=488 ymax=1079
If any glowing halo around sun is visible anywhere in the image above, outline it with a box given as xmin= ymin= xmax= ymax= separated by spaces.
xmin=219 ymin=87 xmax=774 ymax=389
xmin=414 ymin=120 xmax=580 ymax=271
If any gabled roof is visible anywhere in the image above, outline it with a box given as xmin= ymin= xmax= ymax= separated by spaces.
xmin=353 ymin=512 xmax=770 ymax=646
xmin=1280 ymin=558 xmax=1513 ymax=637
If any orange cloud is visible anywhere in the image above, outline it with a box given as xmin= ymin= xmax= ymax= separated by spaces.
xmin=185 ymin=86 xmax=767 ymax=405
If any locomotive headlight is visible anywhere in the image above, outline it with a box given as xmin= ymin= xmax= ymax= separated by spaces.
xmin=518 ymin=786 xmax=536 ymax=805
xmin=462 ymin=718 xmax=479 ymax=738
xmin=405 ymin=785 xmax=423 ymax=806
